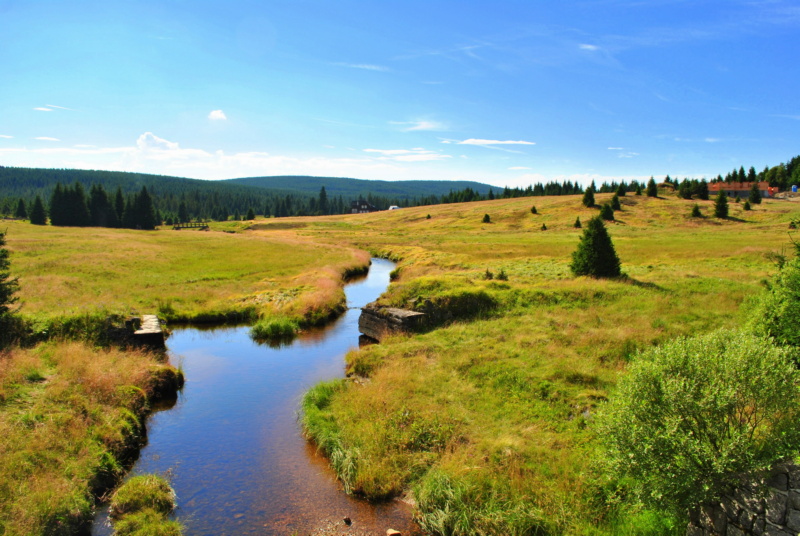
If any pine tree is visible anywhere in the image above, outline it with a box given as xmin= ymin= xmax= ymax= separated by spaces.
xmin=714 ymin=190 xmax=729 ymax=218
xmin=14 ymin=199 xmax=27 ymax=219
xmin=178 ymin=201 xmax=189 ymax=223
xmin=570 ymin=217 xmax=621 ymax=278
xmin=635 ymin=184 xmax=642 ymax=196
xmin=246 ymin=208 xmax=255 ymax=220
xmin=134 ymin=187 xmax=158 ymax=230
xmin=574 ymin=217 xmax=582 ymax=228
xmin=678 ymin=180 xmax=693 ymax=200
xmin=0 ymin=230 xmax=20 ymax=316
xmin=531 ymin=206 xmax=537 ymax=214
xmin=114 ymin=187 xmax=126 ymax=226
xmin=646 ymin=178 xmax=658 ymax=198
xmin=29 ymin=195 xmax=47 ymax=225
xmin=691 ymin=204 xmax=702 ymax=218
xmin=600 ymin=203 xmax=615 ymax=221
xmin=743 ymin=200 xmax=752 ymax=211
xmin=616 ymin=183 xmax=626 ymax=197
xmin=748 ymin=182 xmax=762 ymax=205
xmin=482 ymin=214 xmax=491 ymax=223
xmin=49 ymin=183 xmax=66 ymax=226
xmin=318 ymin=186 xmax=328 ymax=215
xmin=611 ymin=194 xmax=621 ymax=211
xmin=582 ymin=187 xmax=595 ymax=208
xmin=541 ymin=223 xmax=547 ymax=231
xmin=67 ymin=182 xmax=91 ymax=226
xmin=695 ymin=180 xmax=710 ymax=200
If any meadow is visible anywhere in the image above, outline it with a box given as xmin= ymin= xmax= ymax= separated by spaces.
xmin=2 ymin=191 xmax=799 ymax=535
xmin=1 ymin=220 xmax=370 ymax=326
xmin=292 ymin=192 xmax=800 ymax=534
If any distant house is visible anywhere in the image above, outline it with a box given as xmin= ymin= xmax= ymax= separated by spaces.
xmin=350 ymin=200 xmax=379 ymax=214
xmin=709 ymin=181 xmax=779 ymax=198
xmin=388 ymin=205 xmax=400 ymax=210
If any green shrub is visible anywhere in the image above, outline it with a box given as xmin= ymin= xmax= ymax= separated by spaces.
xmin=482 ymin=214 xmax=491 ymax=224
xmin=750 ymin=256 xmax=800 ymax=347
xmin=691 ymin=204 xmax=702 ymax=218
xmin=110 ymin=475 xmax=176 ymax=519
xmin=599 ymin=330 xmax=800 ymax=515
xmin=600 ymin=203 xmax=615 ymax=221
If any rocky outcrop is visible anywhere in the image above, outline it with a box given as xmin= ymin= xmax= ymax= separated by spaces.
xmin=358 ymin=305 xmax=425 ymax=342
xmin=687 ymin=462 xmax=800 ymax=536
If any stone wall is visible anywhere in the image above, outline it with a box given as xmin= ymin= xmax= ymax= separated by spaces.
xmin=687 ymin=462 xmax=800 ymax=536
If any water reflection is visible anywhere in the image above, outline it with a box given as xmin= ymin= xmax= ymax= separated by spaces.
xmin=92 ymin=259 xmax=420 ymax=536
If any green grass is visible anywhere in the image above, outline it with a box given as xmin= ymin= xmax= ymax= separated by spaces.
xmin=0 ymin=342 xmax=183 ymax=535
xmin=2 ymin=219 xmax=369 ymax=324
xmin=295 ymin=195 xmax=800 ymax=534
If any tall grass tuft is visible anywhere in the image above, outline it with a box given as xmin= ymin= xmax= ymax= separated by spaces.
xmin=250 ymin=316 xmax=299 ymax=341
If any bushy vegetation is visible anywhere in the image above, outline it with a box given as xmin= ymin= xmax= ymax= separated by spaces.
xmin=600 ymin=330 xmax=800 ymax=515
xmin=750 ymin=254 xmax=800 ymax=347
xmin=250 ymin=315 xmax=299 ymax=340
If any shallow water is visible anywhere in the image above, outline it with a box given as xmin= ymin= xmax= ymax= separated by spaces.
xmin=92 ymin=258 xmax=421 ymax=535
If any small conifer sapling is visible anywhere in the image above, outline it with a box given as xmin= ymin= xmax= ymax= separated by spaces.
xmin=570 ymin=217 xmax=621 ymax=278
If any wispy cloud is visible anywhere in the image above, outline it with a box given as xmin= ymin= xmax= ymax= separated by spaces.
xmin=579 ymin=44 xmax=599 ymax=51
xmin=608 ymin=147 xmax=624 ymax=150
xmin=772 ymin=114 xmax=800 ymax=120
xmin=457 ymin=138 xmax=535 ymax=146
xmin=0 ymin=135 xmax=13 ymax=139
xmin=509 ymin=166 xmax=531 ymax=170
xmin=45 ymin=104 xmax=76 ymax=111
xmin=34 ymin=107 xmax=53 ymax=112
xmin=363 ymin=147 xmax=451 ymax=162
xmin=333 ymin=62 xmax=390 ymax=72
xmin=390 ymin=119 xmax=448 ymax=132
xmin=35 ymin=136 xmax=60 ymax=141
xmin=704 ymin=137 xmax=720 ymax=143
xmin=208 ymin=109 xmax=227 ymax=121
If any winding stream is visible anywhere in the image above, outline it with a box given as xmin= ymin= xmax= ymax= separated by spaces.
xmin=92 ymin=258 xmax=420 ymax=535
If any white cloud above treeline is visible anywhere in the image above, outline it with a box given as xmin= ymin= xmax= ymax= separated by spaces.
xmin=208 ymin=110 xmax=227 ymax=121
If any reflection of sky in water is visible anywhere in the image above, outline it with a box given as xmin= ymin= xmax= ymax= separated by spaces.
xmin=93 ymin=259 xmax=420 ymax=536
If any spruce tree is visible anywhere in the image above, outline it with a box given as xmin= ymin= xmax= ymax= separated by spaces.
xmin=695 ymin=180 xmax=709 ymax=200
xmin=635 ymin=184 xmax=642 ymax=196
xmin=246 ymin=208 xmax=255 ymax=220
xmin=114 ymin=187 xmax=126 ymax=226
xmin=14 ymin=199 xmax=27 ymax=219
xmin=531 ymin=206 xmax=537 ymax=214
xmin=714 ymin=190 xmax=729 ymax=218
xmin=582 ymin=187 xmax=595 ymax=208
xmin=133 ymin=186 xmax=158 ymax=230
xmin=616 ymin=183 xmax=626 ymax=197
xmin=541 ymin=223 xmax=547 ymax=231
xmin=49 ymin=183 xmax=66 ymax=226
xmin=318 ymin=186 xmax=329 ymax=215
xmin=29 ymin=195 xmax=47 ymax=225
xmin=574 ymin=217 xmax=582 ymax=228
xmin=743 ymin=200 xmax=752 ymax=211
xmin=570 ymin=217 xmax=621 ymax=278
xmin=691 ymin=204 xmax=702 ymax=218
xmin=482 ymin=214 xmax=491 ymax=223
xmin=600 ymin=203 xmax=615 ymax=221
xmin=646 ymin=178 xmax=658 ymax=198
xmin=611 ymin=194 xmax=621 ymax=211
xmin=748 ymin=182 xmax=762 ymax=205
xmin=0 ymin=230 xmax=20 ymax=316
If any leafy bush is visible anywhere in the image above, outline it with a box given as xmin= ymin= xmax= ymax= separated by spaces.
xmin=599 ymin=330 xmax=800 ymax=515
xmin=750 ymin=256 xmax=800 ymax=347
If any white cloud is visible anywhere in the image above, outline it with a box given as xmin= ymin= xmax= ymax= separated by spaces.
xmin=580 ymin=44 xmax=599 ymax=51
xmin=608 ymin=147 xmax=623 ymax=150
xmin=704 ymin=137 xmax=720 ymax=143
xmin=35 ymin=136 xmax=60 ymax=141
xmin=0 ymin=135 xmax=13 ymax=139
xmin=458 ymin=138 xmax=536 ymax=146
xmin=208 ymin=109 xmax=227 ymax=121
xmin=618 ymin=152 xmax=639 ymax=159
xmin=45 ymin=104 xmax=75 ymax=111
xmin=391 ymin=120 xmax=448 ymax=132
xmin=34 ymin=107 xmax=53 ymax=112
xmin=508 ymin=166 xmax=531 ymax=170
xmin=333 ymin=62 xmax=390 ymax=72
xmin=363 ymin=147 xmax=451 ymax=162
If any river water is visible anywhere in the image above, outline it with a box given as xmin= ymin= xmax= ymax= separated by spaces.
xmin=92 ymin=258 xmax=420 ymax=536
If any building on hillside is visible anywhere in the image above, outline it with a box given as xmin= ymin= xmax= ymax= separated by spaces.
xmin=388 ymin=205 xmax=400 ymax=210
xmin=708 ymin=181 xmax=779 ymax=198
xmin=350 ymin=200 xmax=379 ymax=213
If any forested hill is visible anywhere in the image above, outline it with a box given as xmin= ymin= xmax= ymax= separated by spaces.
xmin=226 ymin=175 xmax=499 ymax=199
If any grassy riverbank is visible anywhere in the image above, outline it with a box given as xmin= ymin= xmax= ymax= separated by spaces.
xmin=296 ymin=193 xmax=800 ymax=534
xmin=0 ymin=341 xmax=183 ymax=535
xmin=2 ymin=219 xmax=370 ymax=327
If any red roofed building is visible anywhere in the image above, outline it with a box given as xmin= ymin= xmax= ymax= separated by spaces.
xmin=708 ymin=181 xmax=779 ymax=198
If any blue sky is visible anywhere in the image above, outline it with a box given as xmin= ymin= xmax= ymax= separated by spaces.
xmin=0 ymin=0 xmax=798 ymax=187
